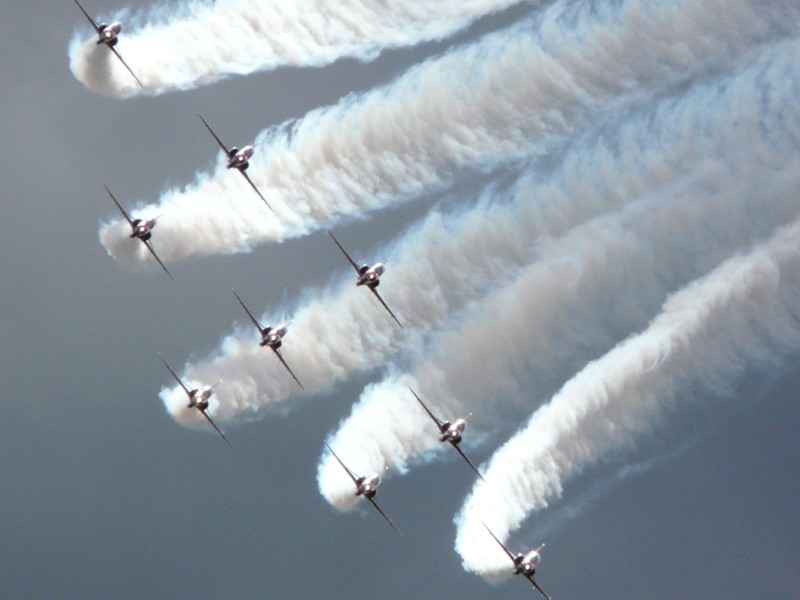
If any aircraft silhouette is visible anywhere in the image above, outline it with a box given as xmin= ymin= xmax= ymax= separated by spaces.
xmin=106 ymin=185 xmax=173 ymax=281
xmin=159 ymin=354 xmax=231 ymax=447
xmin=328 ymin=231 xmax=403 ymax=328
xmin=325 ymin=443 xmax=401 ymax=535
xmin=75 ymin=0 xmax=143 ymax=87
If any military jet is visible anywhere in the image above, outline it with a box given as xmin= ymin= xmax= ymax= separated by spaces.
xmin=325 ymin=443 xmax=401 ymax=536
xmin=233 ymin=290 xmax=304 ymax=390
xmin=106 ymin=185 xmax=173 ymax=281
xmin=328 ymin=231 xmax=403 ymax=329
xmin=74 ymin=0 xmax=143 ymax=87
xmin=483 ymin=523 xmax=551 ymax=600
xmin=409 ymin=388 xmax=484 ymax=481
xmin=198 ymin=115 xmax=271 ymax=211
xmin=158 ymin=353 xmax=231 ymax=447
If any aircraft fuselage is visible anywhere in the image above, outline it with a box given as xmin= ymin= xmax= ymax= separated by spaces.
xmin=187 ymin=386 xmax=214 ymax=410
xmin=356 ymin=473 xmax=381 ymax=498
xmin=227 ymin=146 xmax=254 ymax=170
xmin=513 ymin=550 xmax=541 ymax=576
xmin=260 ymin=325 xmax=287 ymax=348
xmin=440 ymin=418 xmax=467 ymax=443
xmin=356 ymin=263 xmax=384 ymax=287
xmin=130 ymin=218 xmax=156 ymax=241
xmin=97 ymin=22 xmax=122 ymax=46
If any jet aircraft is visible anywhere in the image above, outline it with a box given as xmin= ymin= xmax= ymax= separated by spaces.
xmin=325 ymin=443 xmax=401 ymax=535
xmin=158 ymin=353 xmax=231 ymax=447
xmin=328 ymin=231 xmax=403 ymax=329
xmin=483 ymin=523 xmax=551 ymax=600
xmin=233 ymin=290 xmax=304 ymax=390
xmin=409 ymin=388 xmax=484 ymax=481
xmin=106 ymin=185 xmax=173 ymax=281
xmin=74 ymin=0 xmax=144 ymax=87
xmin=198 ymin=115 xmax=272 ymax=211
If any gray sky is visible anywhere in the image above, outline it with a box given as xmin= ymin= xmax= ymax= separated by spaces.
xmin=1 ymin=1 xmax=798 ymax=599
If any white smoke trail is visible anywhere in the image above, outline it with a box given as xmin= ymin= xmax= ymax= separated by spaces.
xmin=99 ymin=0 xmax=799 ymax=270
xmin=69 ymin=0 xmax=541 ymax=97
xmin=455 ymin=215 xmax=800 ymax=577
xmin=315 ymin=37 xmax=800 ymax=507
xmin=317 ymin=153 xmax=800 ymax=508
xmin=164 ymin=35 xmax=800 ymax=438
xmin=156 ymin=179 xmax=547 ymax=432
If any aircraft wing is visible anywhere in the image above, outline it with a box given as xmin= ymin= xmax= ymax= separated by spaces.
xmin=368 ymin=286 xmax=404 ymax=329
xmin=239 ymin=169 xmax=273 ymax=212
xmin=158 ymin=354 xmax=192 ymax=399
xmin=271 ymin=347 xmax=305 ymax=390
xmin=367 ymin=496 xmax=402 ymax=536
xmin=75 ymin=0 xmax=102 ymax=34
xmin=325 ymin=443 xmax=361 ymax=488
xmin=200 ymin=408 xmax=233 ymax=448
xmin=198 ymin=115 xmax=231 ymax=155
xmin=482 ymin=523 xmax=518 ymax=564
xmin=232 ymin=290 xmax=264 ymax=333
xmin=450 ymin=441 xmax=485 ymax=482
xmin=408 ymin=387 xmax=445 ymax=430
xmin=108 ymin=45 xmax=144 ymax=87
xmin=527 ymin=575 xmax=551 ymax=600
xmin=327 ymin=231 xmax=361 ymax=274
xmin=141 ymin=239 xmax=175 ymax=282
xmin=104 ymin=184 xmax=134 ymax=228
